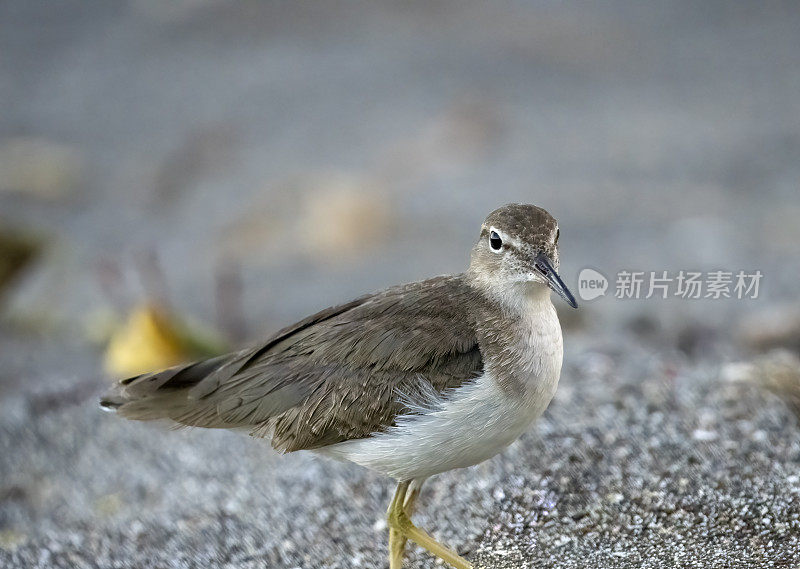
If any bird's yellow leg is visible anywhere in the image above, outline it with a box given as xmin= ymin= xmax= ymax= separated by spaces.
xmin=388 ymin=479 xmax=424 ymax=568
xmin=388 ymin=526 xmax=405 ymax=569
xmin=386 ymin=481 xmax=472 ymax=569
xmin=388 ymin=482 xmax=410 ymax=569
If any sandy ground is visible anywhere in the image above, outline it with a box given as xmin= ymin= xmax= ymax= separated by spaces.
xmin=2 ymin=1 xmax=800 ymax=567
xmin=2 ymin=324 xmax=800 ymax=568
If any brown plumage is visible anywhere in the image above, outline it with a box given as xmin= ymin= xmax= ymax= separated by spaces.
xmin=101 ymin=203 xmax=575 ymax=569
xmin=101 ymin=275 xmax=485 ymax=452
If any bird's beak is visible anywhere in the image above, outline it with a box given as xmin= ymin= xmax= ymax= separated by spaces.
xmin=534 ymin=253 xmax=578 ymax=308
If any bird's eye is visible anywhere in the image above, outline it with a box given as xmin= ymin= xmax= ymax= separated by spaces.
xmin=489 ymin=231 xmax=503 ymax=251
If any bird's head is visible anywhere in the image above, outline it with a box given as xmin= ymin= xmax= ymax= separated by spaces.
xmin=469 ymin=203 xmax=577 ymax=309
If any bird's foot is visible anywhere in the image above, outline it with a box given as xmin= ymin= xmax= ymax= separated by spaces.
xmin=386 ymin=481 xmax=472 ymax=569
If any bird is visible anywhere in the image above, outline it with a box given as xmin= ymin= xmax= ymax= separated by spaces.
xmin=100 ymin=203 xmax=577 ymax=569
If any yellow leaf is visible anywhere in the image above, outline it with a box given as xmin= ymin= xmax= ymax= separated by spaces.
xmin=104 ymin=304 xmax=187 ymax=377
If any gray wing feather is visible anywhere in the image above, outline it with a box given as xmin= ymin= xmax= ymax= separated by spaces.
xmin=102 ymin=275 xmax=483 ymax=451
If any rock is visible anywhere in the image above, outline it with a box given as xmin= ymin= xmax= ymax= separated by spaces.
xmin=298 ymin=177 xmax=396 ymax=261
xmin=738 ymin=305 xmax=800 ymax=354
xmin=722 ymin=349 xmax=800 ymax=418
xmin=221 ymin=174 xmax=396 ymax=264
xmin=0 ymin=138 xmax=82 ymax=200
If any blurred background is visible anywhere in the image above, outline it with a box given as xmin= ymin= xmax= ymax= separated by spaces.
xmin=2 ymin=2 xmax=800 ymax=568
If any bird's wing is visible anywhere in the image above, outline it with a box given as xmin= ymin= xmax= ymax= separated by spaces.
xmin=103 ymin=275 xmax=484 ymax=452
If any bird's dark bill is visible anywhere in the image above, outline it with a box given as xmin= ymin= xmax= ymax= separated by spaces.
xmin=535 ymin=253 xmax=578 ymax=308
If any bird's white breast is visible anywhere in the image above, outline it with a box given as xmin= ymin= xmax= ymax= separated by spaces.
xmin=318 ymin=293 xmax=563 ymax=481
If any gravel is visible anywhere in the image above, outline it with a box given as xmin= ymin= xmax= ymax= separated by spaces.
xmin=2 ymin=1 xmax=800 ymax=567
xmin=1 ymin=329 xmax=799 ymax=568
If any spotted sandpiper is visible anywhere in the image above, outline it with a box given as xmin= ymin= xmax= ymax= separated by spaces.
xmin=101 ymin=203 xmax=577 ymax=569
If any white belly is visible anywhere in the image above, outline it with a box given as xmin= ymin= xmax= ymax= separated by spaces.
xmin=318 ymin=374 xmax=554 ymax=480
xmin=318 ymin=291 xmax=564 ymax=481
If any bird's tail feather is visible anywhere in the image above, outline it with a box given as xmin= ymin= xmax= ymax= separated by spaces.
xmin=99 ymin=355 xmax=228 ymax=424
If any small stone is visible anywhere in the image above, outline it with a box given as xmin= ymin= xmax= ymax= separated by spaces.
xmin=0 ymin=137 xmax=82 ymax=199
xmin=738 ymin=305 xmax=800 ymax=354
xmin=692 ymin=429 xmax=718 ymax=442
